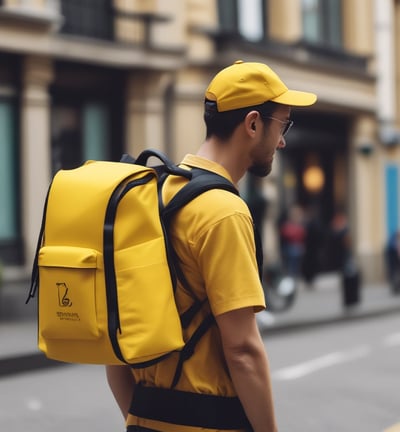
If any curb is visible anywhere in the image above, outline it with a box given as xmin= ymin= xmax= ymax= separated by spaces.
xmin=260 ymin=303 xmax=400 ymax=337
xmin=0 ymin=352 xmax=65 ymax=378
xmin=2 ymin=303 xmax=400 ymax=377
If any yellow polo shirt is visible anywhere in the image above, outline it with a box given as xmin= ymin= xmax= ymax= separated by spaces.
xmin=127 ymin=154 xmax=265 ymax=432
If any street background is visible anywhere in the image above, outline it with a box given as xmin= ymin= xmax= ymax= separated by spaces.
xmin=1 ymin=1 xmax=400 ymax=431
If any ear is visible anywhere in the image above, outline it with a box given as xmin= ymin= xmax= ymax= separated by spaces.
xmin=244 ymin=111 xmax=260 ymax=136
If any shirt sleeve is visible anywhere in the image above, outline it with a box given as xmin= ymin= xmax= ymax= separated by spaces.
xmin=192 ymin=211 xmax=266 ymax=317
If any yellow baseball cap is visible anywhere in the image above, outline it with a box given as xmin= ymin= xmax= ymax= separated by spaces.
xmin=205 ymin=60 xmax=317 ymax=112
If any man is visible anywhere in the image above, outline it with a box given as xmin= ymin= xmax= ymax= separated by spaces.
xmin=106 ymin=60 xmax=317 ymax=432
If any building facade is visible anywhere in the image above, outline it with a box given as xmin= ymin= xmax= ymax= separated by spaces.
xmin=0 ymin=0 xmax=399 ymax=284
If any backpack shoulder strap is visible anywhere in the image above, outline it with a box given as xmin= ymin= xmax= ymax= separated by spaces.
xmin=162 ymin=168 xmax=239 ymax=220
xmin=162 ymin=167 xmax=263 ymax=280
xmin=161 ymin=168 xmax=240 ymax=300
xmin=160 ymin=167 xmax=264 ymax=388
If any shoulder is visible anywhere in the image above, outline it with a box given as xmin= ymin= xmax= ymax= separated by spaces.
xmin=163 ymin=157 xmax=252 ymax=220
xmin=194 ymin=187 xmax=251 ymax=217
xmin=162 ymin=155 xmax=253 ymax=238
xmin=166 ymin=182 xmax=254 ymax=247
xmin=185 ymin=187 xmax=252 ymax=229
xmin=183 ymin=190 xmax=255 ymax=252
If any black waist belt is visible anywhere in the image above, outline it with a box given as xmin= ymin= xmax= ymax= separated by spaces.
xmin=129 ymin=384 xmax=252 ymax=430
xmin=127 ymin=427 xmax=160 ymax=432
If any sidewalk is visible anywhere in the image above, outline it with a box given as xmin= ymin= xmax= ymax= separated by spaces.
xmin=1 ymin=273 xmax=400 ymax=376
xmin=258 ymin=272 xmax=400 ymax=334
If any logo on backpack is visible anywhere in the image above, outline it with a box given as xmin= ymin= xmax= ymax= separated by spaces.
xmin=57 ymin=282 xmax=72 ymax=307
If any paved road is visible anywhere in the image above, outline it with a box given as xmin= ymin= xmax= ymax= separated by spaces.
xmin=0 ymin=364 xmax=124 ymax=432
xmin=266 ymin=313 xmax=400 ymax=432
xmin=2 ymin=312 xmax=400 ymax=432
xmin=2 ymin=271 xmax=400 ymax=431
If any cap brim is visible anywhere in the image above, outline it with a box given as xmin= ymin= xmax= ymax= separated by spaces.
xmin=270 ymin=89 xmax=317 ymax=107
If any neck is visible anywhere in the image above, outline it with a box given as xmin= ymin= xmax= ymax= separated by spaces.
xmin=197 ymin=137 xmax=248 ymax=184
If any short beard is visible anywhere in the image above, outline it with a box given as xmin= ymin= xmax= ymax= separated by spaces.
xmin=248 ymin=163 xmax=272 ymax=177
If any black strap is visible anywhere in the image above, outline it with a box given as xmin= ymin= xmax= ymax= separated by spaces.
xmin=129 ymin=384 xmax=253 ymax=430
xmin=254 ymin=225 xmax=264 ymax=281
xmin=160 ymin=167 xmax=263 ymax=387
xmin=162 ymin=167 xmax=263 ymax=281
xmin=135 ymin=149 xmax=192 ymax=179
xmin=127 ymin=427 xmax=160 ymax=432
xmin=179 ymin=298 xmax=207 ymax=329
xmin=170 ymin=313 xmax=215 ymax=389
xmin=162 ymin=168 xmax=239 ymax=222
xmin=26 ymin=181 xmax=53 ymax=303
xmin=161 ymin=168 xmax=240 ymax=296
xmin=104 ymin=173 xmax=156 ymax=364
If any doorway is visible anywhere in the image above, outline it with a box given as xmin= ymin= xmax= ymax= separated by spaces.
xmin=278 ymin=111 xmax=350 ymax=276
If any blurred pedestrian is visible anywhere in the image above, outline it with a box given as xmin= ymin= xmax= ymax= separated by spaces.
xmin=279 ymin=204 xmax=306 ymax=278
xmin=106 ymin=60 xmax=316 ymax=432
xmin=301 ymin=205 xmax=325 ymax=286
xmin=246 ymin=174 xmax=268 ymax=239
xmin=330 ymin=207 xmax=361 ymax=307
xmin=330 ymin=207 xmax=351 ymax=269
xmin=385 ymin=230 xmax=400 ymax=294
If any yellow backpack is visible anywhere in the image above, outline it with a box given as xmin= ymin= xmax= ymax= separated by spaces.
xmin=26 ymin=150 xmax=239 ymax=370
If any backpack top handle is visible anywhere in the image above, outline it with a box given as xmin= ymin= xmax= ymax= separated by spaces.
xmin=133 ymin=149 xmax=192 ymax=179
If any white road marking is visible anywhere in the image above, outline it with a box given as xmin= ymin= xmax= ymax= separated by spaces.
xmin=382 ymin=332 xmax=400 ymax=348
xmin=26 ymin=398 xmax=43 ymax=411
xmin=272 ymin=345 xmax=371 ymax=381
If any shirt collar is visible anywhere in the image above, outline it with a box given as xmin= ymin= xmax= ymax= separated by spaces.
xmin=180 ymin=154 xmax=235 ymax=185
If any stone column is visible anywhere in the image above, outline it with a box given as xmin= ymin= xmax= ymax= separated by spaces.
xmin=268 ymin=0 xmax=302 ymax=43
xmin=172 ymin=68 xmax=206 ymax=161
xmin=350 ymin=115 xmax=384 ymax=282
xmin=185 ymin=0 xmax=217 ymax=62
xmin=125 ymin=71 xmax=172 ymax=156
xmin=21 ymin=56 xmax=53 ymax=268
xmin=396 ymin=1 xmax=400 ymax=124
xmin=342 ymin=0 xmax=374 ymax=56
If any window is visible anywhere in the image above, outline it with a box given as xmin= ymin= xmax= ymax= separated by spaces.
xmin=51 ymin=102 xmax=110 ymax=173
xmin=60 ymin=0 xmax=113 ymax=40
xmin=218 ymin=0 xmax=265 ymax=42
xmin=0 ymin=99 xmax=19 ymax=262
xmin=218 ymin=0 xmax=238 ymax=36
xmin=51 ymin=62 xmax=124 ymax=172
xmin=302 ymin=0 xmax=342 ymax=49
xmin=237 ymin=0 xmax=264 ymax=42
xmin=82 ymin=103 xmax=110 ymax=161
xmin=385 ymin=164 xmax=399 ymax=239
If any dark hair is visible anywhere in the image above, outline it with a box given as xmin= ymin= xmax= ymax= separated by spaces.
xmin=203 ymin=100 xmax=280 ymax=140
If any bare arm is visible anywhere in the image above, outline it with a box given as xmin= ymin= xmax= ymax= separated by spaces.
xmin=105 ymin=365 xmax=136 ymax=420
xmin=215 ymin=307 xmax=278 ymax=432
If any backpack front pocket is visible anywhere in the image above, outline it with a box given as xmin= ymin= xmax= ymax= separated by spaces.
xmin=38 ymin=246 xmax=101 ymax=340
